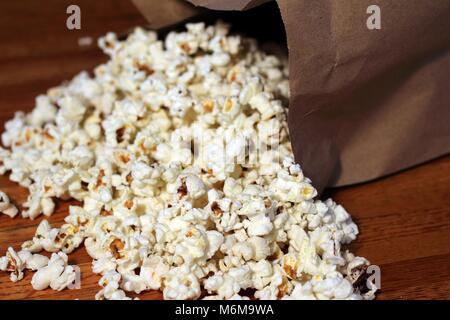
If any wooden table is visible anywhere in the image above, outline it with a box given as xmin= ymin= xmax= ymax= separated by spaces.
xmin=1 ymin=0 xmax=449 ymax=300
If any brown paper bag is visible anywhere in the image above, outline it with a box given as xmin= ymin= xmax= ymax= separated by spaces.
xmin=132 ymin=0 xmax=450 ymax=192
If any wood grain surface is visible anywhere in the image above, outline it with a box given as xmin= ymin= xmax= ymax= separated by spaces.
xmin=0 ymin=0 xmax=449 ymax=300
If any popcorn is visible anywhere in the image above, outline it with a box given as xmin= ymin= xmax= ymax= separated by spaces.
xmin=0 ymin=22 xmax=377 ymax=300
xmin=96 ymin=270 xmax=131 ymax=300
xmin=231 ymin=242 xmax=254 ymax=261
xmin=205 ymin=231 xmax=224 ymax=259
xmin=163 ymin=266 xmax=201 ymax=300
xmin=140 ymin=255 xmax=169 ymax=290
xmin=247 ymin=236 xmax=271 ymax=261
xmin=204 ymin=273 xmax=240 ymax=299
xmin=18 ymin=250 xmax=49 ymax=271
xmin=0 ymin=191 xmax=18 ymax=218
xmin=0 ymin=247 xmax=50 ymax=284
xmin=0 ymin=247 xmax=26 ymax=282
xmin=184 ymin=175 xmax=206 ymax=200
xmin=121 ymin=271 xmax=147 ymax=294
xmin=31 ymin=252 xmax=78 ymax=291
xmin=244 ymin=214 xmax=273 ymax=236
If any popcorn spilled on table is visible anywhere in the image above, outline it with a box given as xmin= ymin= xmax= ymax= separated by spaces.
xmin=0 ymin=22 xmax=377 ymax=300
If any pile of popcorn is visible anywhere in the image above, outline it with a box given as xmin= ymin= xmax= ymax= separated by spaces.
xmin=0 ymin=22 xmax=377 ymax=300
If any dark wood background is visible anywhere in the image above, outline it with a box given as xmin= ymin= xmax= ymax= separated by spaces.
xmin=0 ymin=0 xmax=449 ymax=300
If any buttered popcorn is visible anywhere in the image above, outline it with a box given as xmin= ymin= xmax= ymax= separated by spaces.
xmin=0 ymin=22 xmax=377 ymax=300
